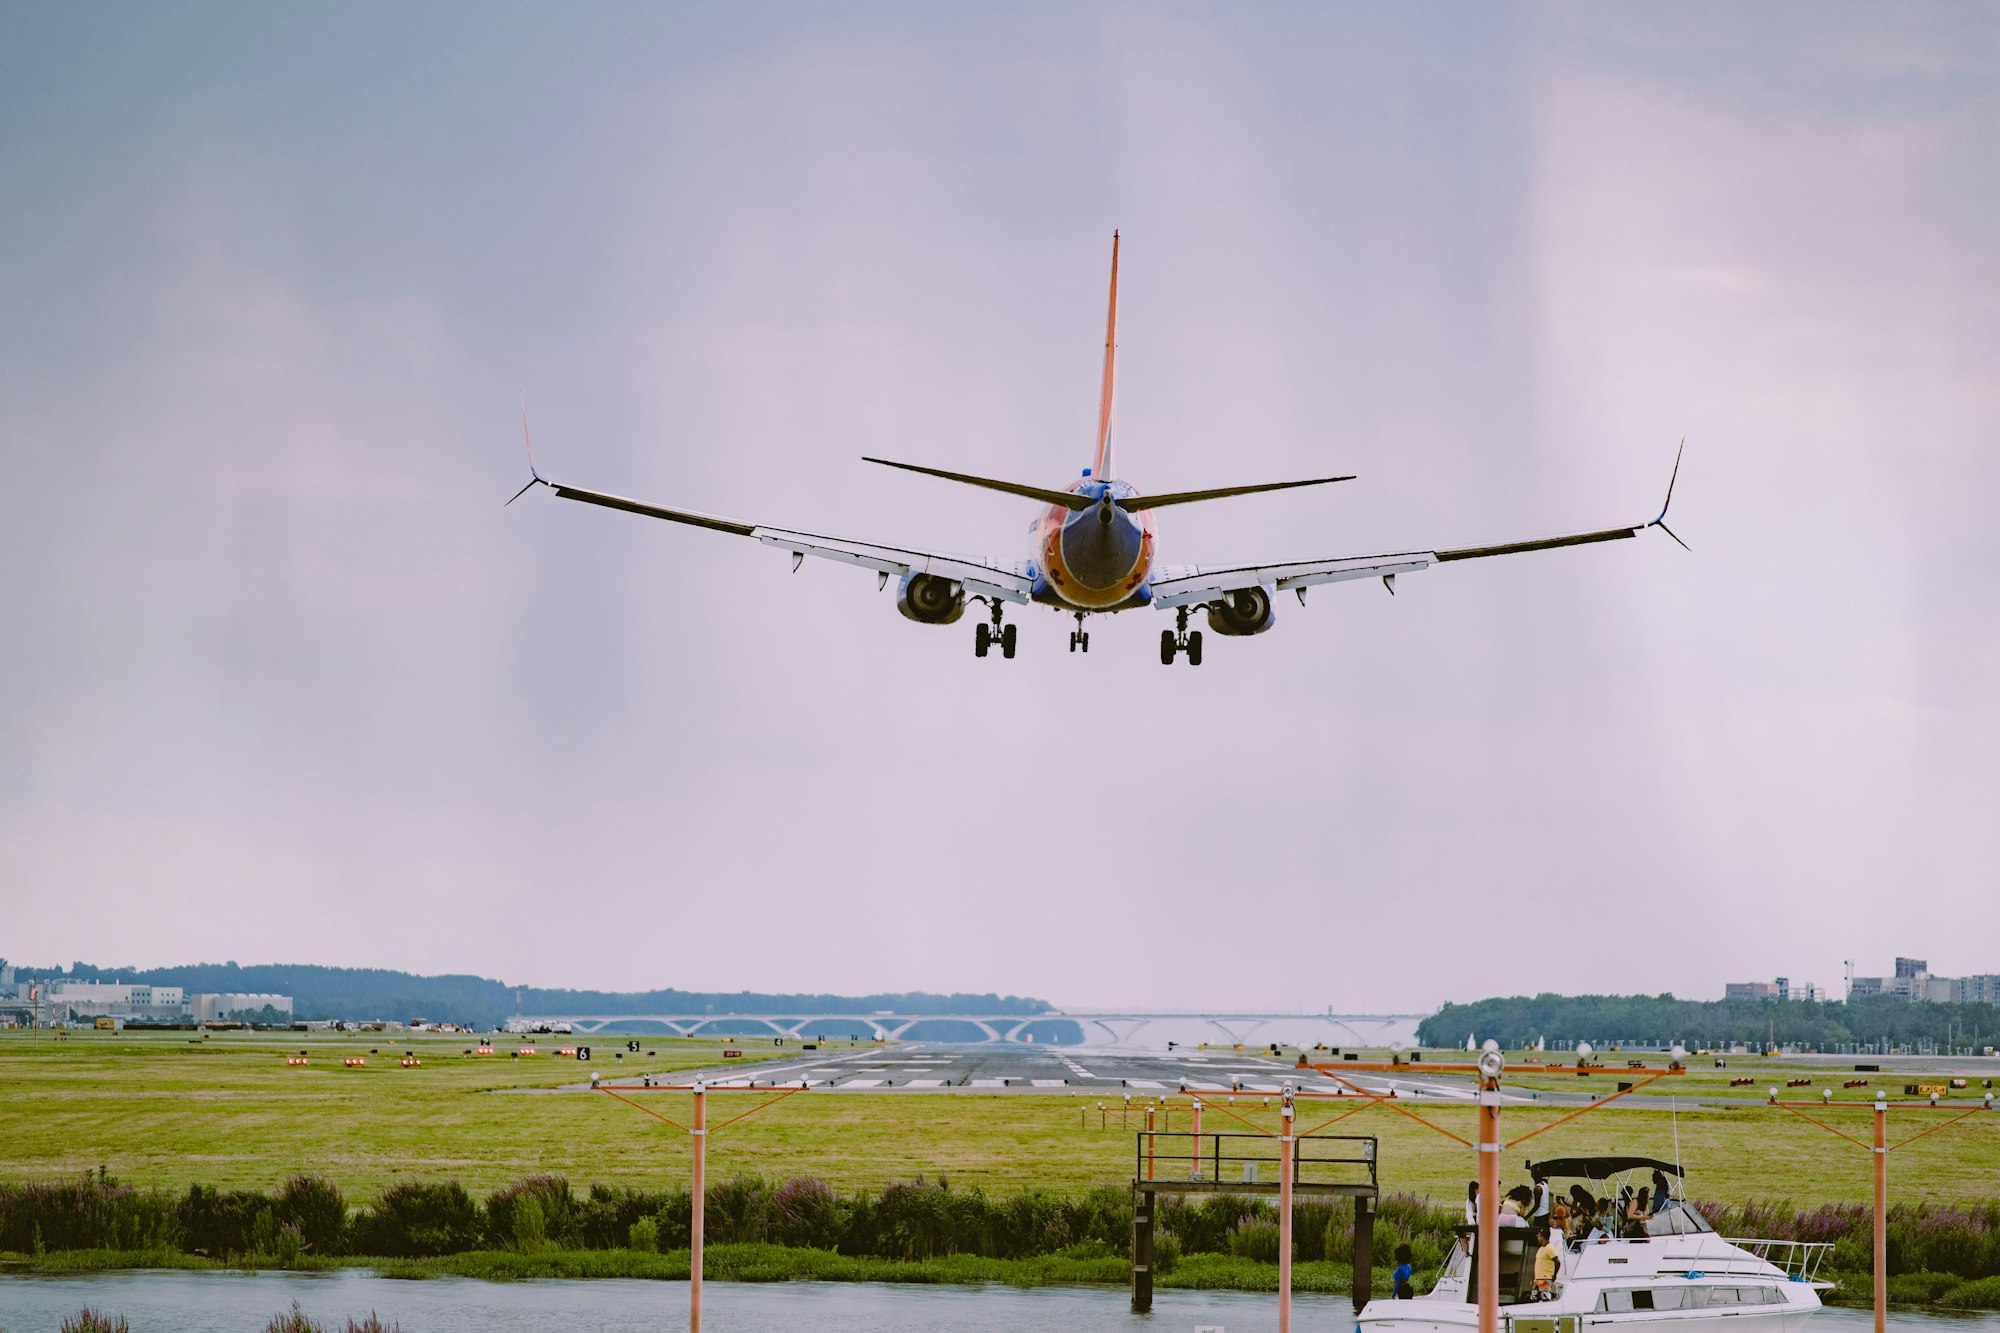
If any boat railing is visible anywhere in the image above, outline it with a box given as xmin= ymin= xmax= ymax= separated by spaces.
xmin=1722 ymin=1237 xmax=1833 ymax=1282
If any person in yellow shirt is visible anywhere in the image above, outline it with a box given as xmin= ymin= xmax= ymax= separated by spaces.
xmin=1533 ymin=1227 xmax=1563 ymax=1299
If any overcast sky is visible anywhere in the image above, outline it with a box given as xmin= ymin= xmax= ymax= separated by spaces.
xmin=3 ymin=3 xmax=1996 ymax=1013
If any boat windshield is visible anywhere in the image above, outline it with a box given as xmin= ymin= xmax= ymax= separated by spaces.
xmin=1642 ymin=1201 xmax=1713 ymax=1237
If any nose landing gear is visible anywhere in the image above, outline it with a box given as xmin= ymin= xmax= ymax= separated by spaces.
xmin=1068 ymin=610 xmax=1091 ymax=654
xmin=1159 ymin=607 xmax=1204 ymax=666
xmin=973 ymin=600 xmax=1017 ymax=659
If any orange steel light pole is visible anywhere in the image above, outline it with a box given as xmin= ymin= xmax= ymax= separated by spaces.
xmin=598 ymin=1078 xmax=807 ymax=1333
xmin=690 ymin=1082 xmax=707 ymax=1333
xmin=1767 ymin=1086 xmax=1992 ymax=1333
xmin=1476 ymin=1045 xmax=1502 ymax=1333
xmin=1191 ymin=1098 xmax=1203 ymax=1177
xmin=1872 ymin=1096 xmax=1886 ymax=1333
xmin=1278 ymin=1088 xmax=1296 ymax=1333
xmin=1146 ymin=1105 xmax=1156 ymax=1181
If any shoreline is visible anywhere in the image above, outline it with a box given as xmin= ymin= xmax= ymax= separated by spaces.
xmin=6 ymin=1246 xmax=1997 ymax=1312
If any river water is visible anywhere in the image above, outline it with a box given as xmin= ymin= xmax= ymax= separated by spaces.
xmin=2 ymin=1274 xmax=1996 ymax=1333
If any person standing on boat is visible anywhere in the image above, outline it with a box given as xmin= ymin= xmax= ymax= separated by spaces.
xmin=1465 ymin=1180 xmax=1479 ymax=1225
xmin=1531 ymin=1177 xmax=1552 ymax=1224
xmin=1533 ymin=1226 xmax=1562 ymax=1299
xmin=1392 ymin=1244 xmax=1415 ymax=1299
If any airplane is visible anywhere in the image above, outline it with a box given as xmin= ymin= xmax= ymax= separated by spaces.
xmin=508 ymin=232 xmax=1686 ymax=665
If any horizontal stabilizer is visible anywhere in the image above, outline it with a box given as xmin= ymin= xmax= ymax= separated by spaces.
xmin=1121 ymin=475 xmax=1355 ymax=512
xmin=862 ymin=457 xmax=1094 ymax=511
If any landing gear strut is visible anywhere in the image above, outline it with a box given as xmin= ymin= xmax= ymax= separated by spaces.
xmin=974 ymin=599 xmax=1017 ymax=660
xmin=1068 ymin=611 xmax=1091 ymax=654
xmin=1159 ymin=607 xmax=1204 ymax=666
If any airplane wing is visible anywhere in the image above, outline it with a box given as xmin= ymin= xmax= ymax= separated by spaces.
xmin=1150 ymin=449 xmax=1688 ymax=610
xmin=514 ymin=475 xmax=1033 ymax=604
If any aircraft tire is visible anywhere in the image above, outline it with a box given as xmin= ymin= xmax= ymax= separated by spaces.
xmin=974 ymin=623 xmax=991 ymax=657
xmin=1187 ymin=630 xmax=1204 ymax=666
xmin=1001 ymin=624 xmax=1017 ymax=659
xmin=1160 ymin=629 xmax=1176 ymax=665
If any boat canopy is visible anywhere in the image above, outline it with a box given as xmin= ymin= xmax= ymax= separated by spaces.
xmin=1527 ymin=1156 xmax=1682 ymax=1181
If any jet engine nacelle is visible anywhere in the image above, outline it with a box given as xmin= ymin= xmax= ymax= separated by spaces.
xmin=1206 ymin=585 xmax=1277 ymax=636
xmin=896 ymin=571 xmax=966 ymax=625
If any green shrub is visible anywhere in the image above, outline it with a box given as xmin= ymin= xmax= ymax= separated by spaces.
xmin=769 ymin=1177 xmax=843 ymax=1250
xmin=352 ymin=1181 xmax=482 ymax=1258
xmin=628 ymin=1216 xmax=659 ymax=1253
xmin=1154 ymin=1231 xmax=1181 ymax=1274
xmin=1228 ymin=1221 xmax=1284 ymax=1264
xmin=1939 ymin=1275 xmax=2000 ymax=1310
xmin=1888 ymin=1271 xmax=1963 ymax=1303
xmin=484 ymin=1176 xmax=577 ymax=1250
xmin=274 ymin=1176 xmax=346 ymax=1256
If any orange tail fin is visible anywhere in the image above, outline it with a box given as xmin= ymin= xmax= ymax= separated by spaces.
xmin=1092 ymin=230 xmax=1119 ymax=479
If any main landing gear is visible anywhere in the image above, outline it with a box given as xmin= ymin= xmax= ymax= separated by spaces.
xmin=1068 ymin=611 xmax=1091 ymax=654
xmin=1159 ymin=607 xmax=1204 ymax=666
xmin=973 ymin=600 xmax=1017 ymax=659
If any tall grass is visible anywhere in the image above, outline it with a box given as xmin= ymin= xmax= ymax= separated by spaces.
xmin=6 ymin=1171 xmax=1998 ymax=1286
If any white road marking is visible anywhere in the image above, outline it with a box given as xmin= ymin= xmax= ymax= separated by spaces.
xmin=839 ymin=1078 xmax=883 ymax=1088
xmin=905 ymin=1078 xmax=947 ymax=1088
xmin=1031 ymin=1079 xmax=1067 ymax=1087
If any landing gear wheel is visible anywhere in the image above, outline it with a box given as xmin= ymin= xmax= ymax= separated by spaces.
xmin=974 ymin=622 xmax=991 ymax=658
xmin=1186 ymin=630 xmax=1204 ymax=666
xmin=1001 ymin=624 xmax=1017 ymax=659
xmin=1160 ymin=629 xmax=1177 ymax=665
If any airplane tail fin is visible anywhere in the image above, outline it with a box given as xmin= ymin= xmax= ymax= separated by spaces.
xmin=1091 ymin=230 xmax=1119 ymax=481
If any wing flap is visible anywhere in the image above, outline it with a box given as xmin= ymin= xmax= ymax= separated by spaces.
xmin=1151 ymin=554 xmax=1434 ymax=608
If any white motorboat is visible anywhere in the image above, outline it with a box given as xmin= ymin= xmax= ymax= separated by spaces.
xmin=1358 ymin=1156 xmax=1831 ymax=1333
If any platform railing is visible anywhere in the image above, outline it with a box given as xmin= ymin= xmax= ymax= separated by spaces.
xmin=1722 ymin=1237 xmax=1833 ymax=1283
xmin=1135 ymin=1130 xmax=1377 ymax=1188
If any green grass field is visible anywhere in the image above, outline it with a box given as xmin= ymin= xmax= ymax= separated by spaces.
xmin=4 ymin=1032 xmax=1996 ymax=1207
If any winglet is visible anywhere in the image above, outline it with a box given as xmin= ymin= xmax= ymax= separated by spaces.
xmin=506 ymin=393 xmax=550 ymax=506
xmin=1644 ymin=439 xmax=1690 ymax=551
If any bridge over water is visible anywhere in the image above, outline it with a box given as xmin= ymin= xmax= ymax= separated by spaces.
xmin=509 ymin=1011 xmax=1428 ymax=1047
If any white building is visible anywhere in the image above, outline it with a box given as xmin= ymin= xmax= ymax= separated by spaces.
xmin=44 ymin=981 xmax=188 ymax=1023
xmin=191 ymin=992 xmax=294 ymax=1022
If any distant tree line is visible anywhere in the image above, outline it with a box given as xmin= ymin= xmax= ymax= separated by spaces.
xmin=13 ymin=961 xmax=1050 ymax=1029
xmin=1417 ymin=993 xmax=2000 ymax=1051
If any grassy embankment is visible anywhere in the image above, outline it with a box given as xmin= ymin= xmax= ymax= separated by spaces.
xmin=2 ymin=1031 xmax=1994 ymax=1203
xmin=4 ymin=1033 xmax=1997 ymax=1309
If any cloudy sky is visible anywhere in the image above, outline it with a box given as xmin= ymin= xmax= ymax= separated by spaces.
xmin=4 ymin=3 xmax=1996 ymax=1013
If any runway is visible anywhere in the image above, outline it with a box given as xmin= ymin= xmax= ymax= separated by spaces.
xmin=590 ymin=1042 xmax=1560 ymax=1104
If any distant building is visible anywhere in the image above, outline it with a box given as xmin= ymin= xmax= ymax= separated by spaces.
xmin=1847 ymin=958 xmax=1994 ymax=1004
xmin=1724 ymin=978 xmax=1823 ymax=1002
xmin=1951 ymin=975 xmax=2000 ymax=1006
xmin=191 ymin=992 xmax=295 ymax=1022
xmin=44 ymin=982 xmax=188 ymax=1024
